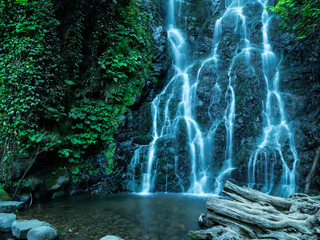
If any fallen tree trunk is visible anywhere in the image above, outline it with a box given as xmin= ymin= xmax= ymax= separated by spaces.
xmin=206 ymin=198 xmax=313 ymax=234
xmin=189 ymin=181 xmax=320 ymax=240
xmin=222 ymin=180 xmax=293 ymax=210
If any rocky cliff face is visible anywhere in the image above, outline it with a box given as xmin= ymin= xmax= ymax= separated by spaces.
xmin=116 ymin=0 xmax=320 ymax=194
xmin=269 ymin=25 xmax=320 ymax=191
xmin=113 ymin=0 xmax=172 ymax=183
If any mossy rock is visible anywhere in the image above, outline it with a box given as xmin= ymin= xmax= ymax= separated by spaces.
xmin=51 ymin=190 xmax=67 ymax=199
xmin=43 ymin=169 xmax=70 ymax=192
xmin=0 ymin=189 xmax=11 ymax=201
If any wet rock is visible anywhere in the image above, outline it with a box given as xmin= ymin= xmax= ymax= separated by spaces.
xmin=0 ymin=157 xmax=33 ymax=181
xmin=100 ymin=236 xmax=124 ymax=240
xmin=0 ymin=201 xmax=24 ymax=213
xmin=15 ymin=194 xmax=31 ymax=205
xmin=44 ymin=170 xmax=70 ymax=192
xmin=152 ymin=25 xmax=171 ymax=77
xmin=27 ymin=226 xmax=58 ymax=240
xmin=196 ymin=62 xmax=217 ymax=102
xmin=12 ymin=220 xmax=51 ymax=239
xmin=0 ymin=213 xmax=16 ymax=232
xmin=112 ymin=0 xmax=172 ymax=193
xmin=25 ymin=176 xmax=42 ymax=192
xmin=132 ymin=0 xmax=171 ymax=106
xmin=267 ymin=14 xmax=320 ymax=191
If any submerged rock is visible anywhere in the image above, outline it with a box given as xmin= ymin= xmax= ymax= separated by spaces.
xmin=188 ymin=226 xmax=244 ymax=240
xmin=0 ymin=213 xmax=16 ymax=232
xmin=12 ymin=220 xmax=51 ymax=239
xmin=0 ymin=201 xmax=24 ymax=213
xmin=27 ymin=226 xmax=58 ymax=240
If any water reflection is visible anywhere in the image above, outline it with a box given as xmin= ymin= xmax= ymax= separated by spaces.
xmin=17 ymin=194 xmax=207 ymax=240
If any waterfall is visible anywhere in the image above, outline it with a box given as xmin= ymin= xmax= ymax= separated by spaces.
xmin=127 ymin=0 xmax=298 ymax=197
xmin=247 ymin=0 xmax=299 ymax=197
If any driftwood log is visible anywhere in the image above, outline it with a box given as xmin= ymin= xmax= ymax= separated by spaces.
xmin=189 ymin=181 xmax=320 ymax=240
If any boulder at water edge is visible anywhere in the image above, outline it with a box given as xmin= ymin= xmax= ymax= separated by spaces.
xmin=0 ymin=213 xmax=16 ymax=232
xmin=27 ymin=226 xmax=58 ymax=240
xmin=0 ymin=201 xmax=24 ymax=213
xmin=12 ymin=219 xmax=50 ymax=239
xmin=100 ymin=236 xmax=124 ymax=240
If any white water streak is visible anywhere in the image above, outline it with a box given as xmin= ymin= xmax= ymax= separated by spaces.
xmin=127 ymin=0 xmax=299 ymax=197
xmin=247 ymin=0 xmax=299 ymax=197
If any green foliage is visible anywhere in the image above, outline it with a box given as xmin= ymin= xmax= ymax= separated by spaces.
xmin=0 ymin=0 xmax=63 ymax=179
xmin=59 ymin=100 xmax=122 ymax=162
xmin=13 ymin=179 xmax=29 ymax=188
xmin=0 ymin=0 xmax=156 ymax=182
xmin=268 ymin=0 xmax=320 ymax=45
xmin=93 ymin=0 xmax=154 ymax=106
xmin=102 ymin=143 xmax=116 ymax=175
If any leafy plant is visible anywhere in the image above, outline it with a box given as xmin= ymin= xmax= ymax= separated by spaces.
xmin=0 ymin=0 xmax=63 ymax=180
xmin=0 ymin=0 xmax=156 ymax=185
xmin=268 ymin=0 xmax=320 ymax=45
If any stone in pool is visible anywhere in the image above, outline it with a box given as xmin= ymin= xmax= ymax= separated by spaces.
xmin=27 ymin=226 xmax=58 ymax=240
xmin=0 ymin=213 xmax=16 ymax=232
xmin=0 ymin=201 xmax=24 ymax=213
xmin=12 ymin=219 xmax=51 ymax=239
xmin=100 ymin=236 xmax=124 ymax=240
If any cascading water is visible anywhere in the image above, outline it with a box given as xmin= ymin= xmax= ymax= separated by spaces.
xmin=138 ymin=0 xmax=208 ymax=194
xmin=247 ymin=0 xmax=299 ymax=197
xmin=127 ymin=0 xmax=299 ymax=197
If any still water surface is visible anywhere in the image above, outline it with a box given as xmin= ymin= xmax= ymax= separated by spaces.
xmin=16 ymin=193 xmax=207 ymax=240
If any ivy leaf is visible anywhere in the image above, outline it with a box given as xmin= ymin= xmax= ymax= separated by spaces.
xmin=76 ymin=123 xmax=84 ymax=129
xmin=101 ymin=135 xmax=111 ymax=141
xmin=69 ymin=112 xmax=78 ymax=119
xmin=29 ymin=135 xmax=36 ymax=141
xmin=35 ymin=134 xmax=42 ymax=143
xmin=65 ymin=80 xmax=75 ymax=85
xmin=59 ymin=149 xmax=73 ymax=158
xmin=71 ymin=138 xmax=78 ymax=145
xmin=88 ymin=115 xmax=97 ymax=121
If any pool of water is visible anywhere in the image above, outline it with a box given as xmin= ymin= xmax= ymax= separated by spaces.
xmin=14 ymin=193 xmax=208 ymax=240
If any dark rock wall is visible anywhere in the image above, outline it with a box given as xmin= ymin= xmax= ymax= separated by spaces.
xmin=115 ymin=0 xmax=320 ymax=192
xmin=114 ymin=0 xmax=172 ymax=170
xmin=269 ymin=17 xmax=320 ymax=191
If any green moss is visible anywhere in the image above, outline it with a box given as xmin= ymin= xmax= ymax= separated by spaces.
xmin=52 ymin=190 xmax=67 ymax=199
xmin=0 ymin=188 xmax=11 ymax=201
xmin=45 ymin=171 xmax=64 ymax=188
xmin=44 ymin=167 xmax=70 ymax=190
xmin=45 ymin=175 xmax=60 ymax=188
